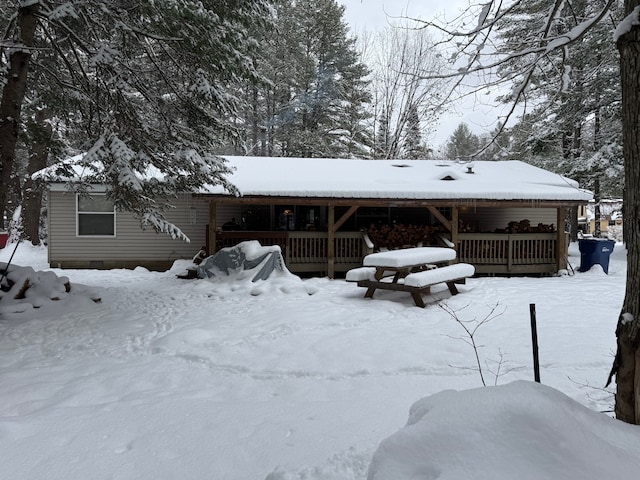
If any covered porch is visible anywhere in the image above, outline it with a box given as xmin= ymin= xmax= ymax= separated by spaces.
xmin=198 ymin=195 xmax=572 ymax=278
xmin=193 ymin=156 xmax=592 ymax=278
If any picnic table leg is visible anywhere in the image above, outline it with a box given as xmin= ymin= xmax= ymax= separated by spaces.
xmin=411 ymin=292 xmax=426 ymax=308
xmin=446 ymin=282 xmax=459 ymax=295
xmin=364 ymin=286 xmax=376 ymax=298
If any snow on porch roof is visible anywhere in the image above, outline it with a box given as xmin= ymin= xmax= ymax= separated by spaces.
xmin=200 ymin=156 xmax=593 ymax=203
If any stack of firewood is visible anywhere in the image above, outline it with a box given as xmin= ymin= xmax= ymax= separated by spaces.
xmin=368 ymin=224 xmax=444 ymax=250
xmin=534 ymin=222 xmax=556 ymax=232
xmin=498 ymin=219 xmax=555 ymax=233
xmin=458 ymin=219 xmax=476 ymax=233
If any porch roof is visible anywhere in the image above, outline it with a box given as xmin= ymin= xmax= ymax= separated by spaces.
xmin=198 ymin=156 xmax=592 ymax=205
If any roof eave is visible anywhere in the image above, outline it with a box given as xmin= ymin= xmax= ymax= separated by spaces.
xmin=192 ymin=193 xmax=589 ymax=208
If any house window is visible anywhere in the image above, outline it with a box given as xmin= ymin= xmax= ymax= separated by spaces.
xmin=77 ymin=194 xmax=115 ymax=236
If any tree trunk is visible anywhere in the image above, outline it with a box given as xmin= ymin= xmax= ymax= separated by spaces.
xmin=572 ymin=125 xmax=582 ymax=158
xmin=594 ymin=106 xmax=601 ymax=150
xmin=23 ymin=110 xmax=52 ymax=245
xmin=562 ymin=132 xmax=571 ymax=160
xmin=0 ymin=4 xmax=40 ymax=226
xmin=250 ymin=84 xmax=260 ymax=155
xmin=611 ymin=1 xmax=640 ymax=424
xmin=594 ymin=178 xmax=601 ymax=238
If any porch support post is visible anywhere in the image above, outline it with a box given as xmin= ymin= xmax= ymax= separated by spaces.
xmin=451 ymin=206 xmax=459 ymax=261
xmin=557 ymin=207 xmax=568 ymax=271
xmin=328 ymin=204 xmax=335 ymax=279
xmin=208 ymin=200 xmax=217 ymax=255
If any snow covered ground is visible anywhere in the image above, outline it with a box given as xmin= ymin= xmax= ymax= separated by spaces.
xmin=1 ymin=242 xmax=638 ymax=479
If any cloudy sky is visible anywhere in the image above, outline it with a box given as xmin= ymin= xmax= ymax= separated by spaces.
xmin=337 ymin=0 xmax=506 ymax=150
xmin=338 ymin=0 xmax=461 ymax=30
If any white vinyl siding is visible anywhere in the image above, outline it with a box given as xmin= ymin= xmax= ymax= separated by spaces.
xmin=49 ymin=191 xmax=210 ymax=266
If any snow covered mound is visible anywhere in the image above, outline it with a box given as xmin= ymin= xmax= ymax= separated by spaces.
xmin=0 ymin=263 xmax=101 ymax=315
xmin=182 ymin=240 xmax=314 ymax=297
xmin=367 ymin=381 xmax=640 ymax=480
xmin=196 ymin=240 xmax=288 ymax=283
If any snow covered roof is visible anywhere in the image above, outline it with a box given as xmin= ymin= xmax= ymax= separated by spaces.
xmin=41 ymin=155 xmax=592 ymax=204
xmin=198 ymin=156 xmax=592 ymax=203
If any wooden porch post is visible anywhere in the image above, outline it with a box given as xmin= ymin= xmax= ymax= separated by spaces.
xmin=208 ymin=200 xmax=217 ymax=255
xmin=557 ymin=207 xmax=568 ymax=271
xmin=451 ymin=206 xmax=459 ymax=261
xmin=328 ymin=204 xmax=335 ymax=279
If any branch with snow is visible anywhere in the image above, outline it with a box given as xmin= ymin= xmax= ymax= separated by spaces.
xmin=408 ymin=0 xmax=616 ymax=151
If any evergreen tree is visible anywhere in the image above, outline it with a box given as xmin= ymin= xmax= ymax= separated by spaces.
xmin=0 ymin=0 xmax=274 ymax=240
xmin=334 ymin=54 xmax=373 ymax=158
xmin=477 ymin=123 xmax=512 ymax=161
xmin=374 ymin=108 xmax=390 ymax=159
xmin=445 ymin=123 xmax=481 ymax=161
xmin=234 ymin=0 xmax=371 ymax=158
xmin=494 ymin=0 xmax=623 ymax=198
xmin=402 ymin=104 xmax=429 ymax=159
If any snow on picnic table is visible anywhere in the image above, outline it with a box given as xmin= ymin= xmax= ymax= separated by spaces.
xmin=362 ymin=246 xmax=457 ymax=267
xmin=0 ymin=242 xmax=634 ymax=479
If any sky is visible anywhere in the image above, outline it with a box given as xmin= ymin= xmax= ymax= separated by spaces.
xmin=0 ymin=240 xmax=636 ymax=479
xmin=337 ymin=0 xmax=509 ymax=149
xmin=337 ymin=0 xmax=455 ymax=30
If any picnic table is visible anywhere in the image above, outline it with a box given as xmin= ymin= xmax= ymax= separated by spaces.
xmin=346 ymin=247 xmax=474 ymax=307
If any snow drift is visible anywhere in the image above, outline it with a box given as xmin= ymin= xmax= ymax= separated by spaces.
xmin=367 ymin=381 xmax=640 ymax=480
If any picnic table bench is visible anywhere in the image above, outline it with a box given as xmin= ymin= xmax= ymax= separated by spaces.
xmin=346 ymin=247 xmax=474 ymax=308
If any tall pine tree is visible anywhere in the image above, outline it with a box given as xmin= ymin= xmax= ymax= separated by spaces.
xmin=233 ymin=0 xmax=372 ymax=158
xmin=402 ymin=104 xmax=429 ymax=159
xmin=0 ymin=1 xmax=274 ymax=240
xmin=495 ymin=0 xmax=623 ymax=198
xmin=445 ymin=123 xmax=481 ymax=161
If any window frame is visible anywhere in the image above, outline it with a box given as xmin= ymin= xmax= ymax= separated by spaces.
xmin=76 ymin=193 xmax=116 ymax=237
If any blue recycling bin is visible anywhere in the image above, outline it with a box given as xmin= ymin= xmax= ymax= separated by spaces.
xmin=578 ymin=238 xmax=615 ymax=274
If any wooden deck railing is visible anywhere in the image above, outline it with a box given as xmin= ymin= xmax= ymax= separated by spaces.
xmin=458 ymin=233 xmax=558 ymax=274
xmin=217 ymin=231 xmax=289 ymax=252
xmin=216 ymin=230 xmax=560 ymax=275
xmin=216 ymin=231 xmax=372 ymax=273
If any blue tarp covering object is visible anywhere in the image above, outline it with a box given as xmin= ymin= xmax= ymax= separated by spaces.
xmin=196 ymin=241 xmax=287 ymax=282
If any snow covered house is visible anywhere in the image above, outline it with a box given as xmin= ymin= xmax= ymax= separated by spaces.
xmin=43 ymin=156 xmax=592 ymax=276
